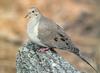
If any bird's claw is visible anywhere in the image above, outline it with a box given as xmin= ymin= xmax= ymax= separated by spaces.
xmin=38 ymin=48 xmax=49 ymax=52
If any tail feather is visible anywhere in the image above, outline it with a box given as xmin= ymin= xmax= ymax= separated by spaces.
xmin=78 ymin=54 xmax=98 ymax=73
xmin=71 ymin=47 xmax=98 ymax=73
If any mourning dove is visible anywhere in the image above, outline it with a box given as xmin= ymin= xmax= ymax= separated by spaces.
xmin=25 ymin=6 xmax=97 ymax=73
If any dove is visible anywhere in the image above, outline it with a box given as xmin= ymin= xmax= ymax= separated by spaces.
xmin=25 ymin=6 xmax=97 ymax=73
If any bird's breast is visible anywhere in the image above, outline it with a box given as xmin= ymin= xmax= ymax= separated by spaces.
xmin=27 ymin=21 xmax=46 ymax=47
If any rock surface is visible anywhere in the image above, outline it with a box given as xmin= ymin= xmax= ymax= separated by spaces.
xmin=16 ymin=41 xmax=81 ymax=73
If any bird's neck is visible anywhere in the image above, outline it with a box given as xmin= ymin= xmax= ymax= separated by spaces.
xmin=28 ymin=17 xmax=39 ymax=26
xmin=27 ymin=15 xmax=42 ymax=35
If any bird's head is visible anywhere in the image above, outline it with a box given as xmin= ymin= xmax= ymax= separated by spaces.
xmin=25 ymin=7 xmax=41 ymax=20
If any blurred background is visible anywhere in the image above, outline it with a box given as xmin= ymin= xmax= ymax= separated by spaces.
xmin=0 ymin=0 xmax=100 ymax=73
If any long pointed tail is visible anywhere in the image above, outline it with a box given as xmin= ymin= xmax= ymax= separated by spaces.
xmin=78 ymin=54 xmax=98 ymax=73
xmin=71 ymin=47 xmax=98 ymax=73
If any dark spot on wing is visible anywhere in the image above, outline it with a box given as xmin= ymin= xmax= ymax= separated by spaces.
xmin=60 ymin=38 xmax=65 ymax=41
xmin=66 ymin=43 xmax=69 ymax=45
xmin=58 ymin=33 xmax=64 ymax=37
xmin=54 ymin=37 xmax=58 ymax=41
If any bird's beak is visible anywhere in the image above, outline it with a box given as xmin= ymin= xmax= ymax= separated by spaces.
xmin=24 ymin=14 xmax=28 ymax=18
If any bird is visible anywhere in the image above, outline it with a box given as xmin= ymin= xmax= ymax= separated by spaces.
xmin=25 ymin=6 xmax=97 ymax=73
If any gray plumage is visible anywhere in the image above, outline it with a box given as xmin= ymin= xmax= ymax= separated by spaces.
xmin=38 ymin=16 xmax=73 ymax=50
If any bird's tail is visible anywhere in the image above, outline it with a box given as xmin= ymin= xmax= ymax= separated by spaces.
xmin=78 ymin=54 xmax=98 ymax=73
xmin=73 ymin=47 xmax=98 ymax=73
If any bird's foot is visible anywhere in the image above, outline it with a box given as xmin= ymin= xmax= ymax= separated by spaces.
xmin=38 ymin=48 xmax=49 ymax=52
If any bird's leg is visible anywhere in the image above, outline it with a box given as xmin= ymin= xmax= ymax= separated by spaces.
xmin=38 ymin=47 xmax=49 ymax=52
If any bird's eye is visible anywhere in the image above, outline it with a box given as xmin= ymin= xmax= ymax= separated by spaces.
xmin=32 ymin=10 xmax=34 ymax=13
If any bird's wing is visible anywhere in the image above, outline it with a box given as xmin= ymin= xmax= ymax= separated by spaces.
xmin=38 ymin=16 xmax=75 ymax=52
